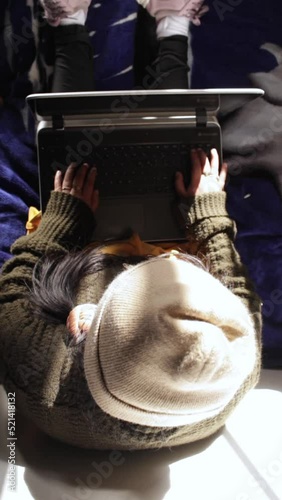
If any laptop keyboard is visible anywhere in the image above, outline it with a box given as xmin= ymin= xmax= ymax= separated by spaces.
xmin=89 ymin=143 xmax=212 ymax=197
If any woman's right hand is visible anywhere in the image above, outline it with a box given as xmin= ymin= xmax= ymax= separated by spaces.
xmin=54 ymin=163 xmax=99 ymax=214
xmin=175 ymin=148 xmax=228 ymax=198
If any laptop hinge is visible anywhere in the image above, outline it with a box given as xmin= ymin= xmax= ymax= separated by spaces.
xmin=52 ymin=115 xmax=64 ymax=130
xmin=196 ymin=108 xmax=207 ymax=127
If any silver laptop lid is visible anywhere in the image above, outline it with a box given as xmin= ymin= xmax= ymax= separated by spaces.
xmin=26 ymin=88 xmax=264 ymax=119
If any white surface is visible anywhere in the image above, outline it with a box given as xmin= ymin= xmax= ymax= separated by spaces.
xmin=0 ymin=370 xmax=282 ymax=500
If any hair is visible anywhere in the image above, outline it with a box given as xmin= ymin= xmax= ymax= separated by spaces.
xmin=30 ymin=247 xmax=207 ymax=325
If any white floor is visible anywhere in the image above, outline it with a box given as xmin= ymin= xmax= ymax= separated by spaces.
xmin=0 ymin=370 xmax=282 ymax=500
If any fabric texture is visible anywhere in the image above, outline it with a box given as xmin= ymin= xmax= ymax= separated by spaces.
xmin=84 ymin=256 xmax=257 ymax=427
xmin=0 ymin=190 xmax=261 ymax=450
xmin=150 ymin=34 xmax=189 ymax=88
xmin=0 ymin=0 xmax=138 ymax=96
xmin=51 ymin=24 xmax=95 ymax=92
xmin=156 ymin=15 xmax=190 ymax=38
xmin=60 ymin=8 xmax=88 ymax=25
xmin=137 ymin=0 xmax=209 ymax=25
xmin=191 ymin=0 xmax=282 ymax=197
xmin=39 ymin=0 xmax=91 ymax=26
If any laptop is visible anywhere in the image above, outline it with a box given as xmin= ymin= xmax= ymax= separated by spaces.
xmin=27 ymin=88 xmax=264 ymax=242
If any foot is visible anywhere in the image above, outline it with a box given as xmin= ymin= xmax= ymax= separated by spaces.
xmin=137 ymin=0 xmax=209 ymax=26
xmin=40 ymin=0 xmax=92 ymax=26
xmin=150 ymin=35 xmax=189 ymax=89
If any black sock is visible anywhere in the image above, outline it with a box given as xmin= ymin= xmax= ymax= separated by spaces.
xmin=152 ymin=35 xmax=189 ymax=89
xmin=51 ymin=25 xmax=95 ymax=92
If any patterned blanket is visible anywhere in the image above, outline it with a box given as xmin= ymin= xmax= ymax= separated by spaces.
xmin=0 ymin=0 xmax=282 ymax=367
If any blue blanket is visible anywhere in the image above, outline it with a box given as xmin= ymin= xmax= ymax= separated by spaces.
xmin=1 ymin=0 xmax=282 ymax=367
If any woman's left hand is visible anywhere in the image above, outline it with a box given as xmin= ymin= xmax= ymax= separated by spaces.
xmin=175 ymin=149 xmax=228 ymax=198
xmin=54 ymin=163 xmax=99 ymax=214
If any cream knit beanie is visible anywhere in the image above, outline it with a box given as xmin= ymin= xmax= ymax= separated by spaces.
xmin=84 ymin=256 xmax=257 ymax=427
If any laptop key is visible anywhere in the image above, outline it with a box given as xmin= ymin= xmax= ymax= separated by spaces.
xmin=90 ymin=143 xmax=197 ymax=197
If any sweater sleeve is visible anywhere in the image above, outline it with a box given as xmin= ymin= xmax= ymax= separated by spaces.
xmin=0 ymin=191 xmax=96 ymax=296
xmin=0 ymin=191 xmax=95 ymax=378
xmin=184 ymin=191 xmax=262 ymax=337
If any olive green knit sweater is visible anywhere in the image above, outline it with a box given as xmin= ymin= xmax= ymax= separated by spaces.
xmin=0 ymin=191 xmax=262 ymax=450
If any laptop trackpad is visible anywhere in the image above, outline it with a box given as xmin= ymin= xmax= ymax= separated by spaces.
xmin=94 ymin=200 xmax=145 ymax=241
xmin=93 ymin=197 xmax=184 ymax=242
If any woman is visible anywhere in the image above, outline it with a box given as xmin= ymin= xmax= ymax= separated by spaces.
xmin=0 ymin=147 xmax=262 ymax=449
xmin=0 ymin=0 xmax=261 ymax=450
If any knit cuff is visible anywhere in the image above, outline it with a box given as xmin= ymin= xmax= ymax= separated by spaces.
xmin=185 ymin=192 xmax=229 ymax=227
xmin=40 ymin=191 xmax=95 ymax=244
xmin=12 ymin=192 xmax=96 ymax=254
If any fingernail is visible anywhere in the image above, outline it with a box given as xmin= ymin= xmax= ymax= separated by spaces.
xmin=82 ymin=163 xmax=89 ymax=168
